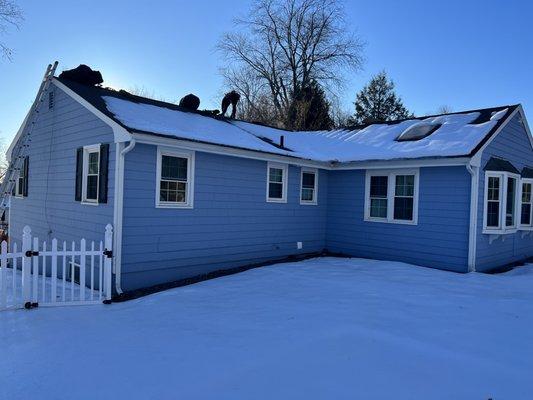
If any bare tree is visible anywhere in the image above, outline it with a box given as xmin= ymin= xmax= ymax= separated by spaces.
xmin=436 ymin=105 xmax=453 ymax=114
xmin=0 ymin=0 xmax=23 ymax=60
xmin=218 ymin=0 xmax=364 ymax=127
xmin=0 ymin=137 xmax=9 ymax=183
xmin=128 ymin=85 xmax=169 ymax=102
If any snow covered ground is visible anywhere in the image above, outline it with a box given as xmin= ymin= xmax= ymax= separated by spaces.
xmin=1 ymin=257 xmax=532 ymax=399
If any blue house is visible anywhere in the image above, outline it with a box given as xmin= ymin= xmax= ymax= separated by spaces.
xmin=7 ymin=65 xmax=533 ymax=294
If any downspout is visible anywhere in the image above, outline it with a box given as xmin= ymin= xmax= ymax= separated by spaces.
xmin=466 ymin=158 xmax=480 ymax=272
xmin=113 ymin=139 xmax=136 ymax=295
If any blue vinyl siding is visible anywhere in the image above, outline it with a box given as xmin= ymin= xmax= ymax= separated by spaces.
xmin=326 ymin=166 xmax=471 ymax=272
xmin=476 ymin=114 xmax=533 ymax=272
xmin=120 ymin=144 xmax=328 ymax=290
xmin=9 ymin=83 xmax=115 ymax=247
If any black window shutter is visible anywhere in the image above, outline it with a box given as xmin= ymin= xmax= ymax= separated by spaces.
xmin=98 ymin=143 xmax=109 ymax=204
xmin=22 ymin=157 xmax=29 ymax=197
xmin=75 ymin=148 xmax=83 ymax=201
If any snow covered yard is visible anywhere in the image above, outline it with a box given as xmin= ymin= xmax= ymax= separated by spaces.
xmin=1 ymin=257 xmax=533 ymax=400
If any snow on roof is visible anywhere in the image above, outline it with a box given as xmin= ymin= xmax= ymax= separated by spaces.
xmin=57 ymin=78 xmax=516 ymax=163
xmin=104 ymin=94 xmax=513 ymax=162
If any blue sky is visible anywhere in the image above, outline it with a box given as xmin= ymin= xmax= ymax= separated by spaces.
xmin=1 ymin=0 xmax=532 ymax=145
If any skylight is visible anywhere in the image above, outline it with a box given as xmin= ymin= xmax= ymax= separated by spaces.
xmin=396 ymin=122 xmax=442 ymax=142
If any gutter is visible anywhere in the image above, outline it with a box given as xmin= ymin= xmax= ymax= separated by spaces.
xmin=466 ymin=155 xmax=481 ymax=272
xmin=113 ymin=139 xmax=136 ymax=295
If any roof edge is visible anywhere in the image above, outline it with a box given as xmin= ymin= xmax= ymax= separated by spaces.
xmin=469 ymin=105 xmax=525 ymax=159
xmin=53 ymin=78 xmax=132 ymax=143
xmin=131 ymin=130 xmax=472 ymax=170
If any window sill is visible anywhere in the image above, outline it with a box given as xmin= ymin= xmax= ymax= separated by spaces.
xmin=364 ymin=217 xmax=417 ymax=226
xmin=482 ymin=228 xmax=517 ymax=235
xmin=300 ymin=201 xmax=317 ymax=206
xmin=267 ymin=198 xmax=287 ymax=204
xmin=156 ymin=202 xmax=193 ymax=209
xmin=81 ymin=200 xmax=99 ymax=206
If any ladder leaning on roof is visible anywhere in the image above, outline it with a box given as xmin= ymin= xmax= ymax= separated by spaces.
xmin=0 ymin=61 xmax=58 ymax=212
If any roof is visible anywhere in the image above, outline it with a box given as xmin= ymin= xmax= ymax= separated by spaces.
xmin=55 ymin=77 xmax=520 ymax=164
xmin=522 ymin=167 xmax=533 ymax=178
xmin=483 ymin=157 xmax=520 ymax=174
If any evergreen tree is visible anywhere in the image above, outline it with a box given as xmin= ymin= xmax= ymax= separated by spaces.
xmin=349 ymin=71 xmax=411 ymax=125
xmin=286 ymin=80 xmax=334 ymax=131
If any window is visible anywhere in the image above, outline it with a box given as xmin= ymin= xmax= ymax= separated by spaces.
xmin=365 ymin=169 xmax=419 ymax=224
xmin=267 ymin=162 xmax=288 ymax=203
xmin=394 ymin=175 xmax=415 ymax=220
xmin=369 ymin=176 xmax=388 ymax=218
xmin=156 ymin=148 xmax=194 ymax=208
xmin=483 ymin=171 xmax=519 ymax=234
xmin=486 ymin=176 xmax=501 ymax=228
xmin=506 ymin=176 xmax=517 ymax=227
xmin=15 ymin=157 xmax=28 ymax=198
xmin=75 ymin=144 xmax=109 ymax=205
xmin=82 ymin=146 xmax=100 ymax=203
xmin=300 ymin=168 xmax=317 ymax=205
xmin=521 ymin=180 xmax=533 ymax=227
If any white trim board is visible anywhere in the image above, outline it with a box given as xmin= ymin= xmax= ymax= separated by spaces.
xmin=132 ymin=132 xmax=472 ymax=171
xmin=52 ymin=79 xmax=131 ymax=143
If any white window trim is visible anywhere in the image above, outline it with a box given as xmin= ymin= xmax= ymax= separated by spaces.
xmin=14 ymin=171 xmax=24 ymax=199
xmin=155 ymin=147 xmax=195 ymax=209
xmin=266 ymin=162 xmax=288 ymax=203
xmin=81 ymin=144 xmax=100 ymax=206
xmin=482 ymin=171 xmax=520 ymax=234
xmin=364 ymin=169 xmax=419 ymax=225
xmin=300 ymin=167 xmax=318 ymax=205
xmin=519 ymin=177 xmax=533 ymax=230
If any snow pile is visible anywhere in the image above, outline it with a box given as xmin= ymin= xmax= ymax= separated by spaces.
xmin=2 ymin=257 xmax=532 ymax=399
xmin=104 ymin=95 xmax=509 ymax=162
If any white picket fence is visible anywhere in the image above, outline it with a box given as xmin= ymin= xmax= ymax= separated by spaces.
xmin=0 ymin=224 xmax=113 ymax=311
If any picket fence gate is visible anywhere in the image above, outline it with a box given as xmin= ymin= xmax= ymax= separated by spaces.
xmin=0 ymin=224 xmax=113 ymax=311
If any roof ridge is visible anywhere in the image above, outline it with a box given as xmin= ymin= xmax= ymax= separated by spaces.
xmin=343 ymin=104 xmax=520 ymax=131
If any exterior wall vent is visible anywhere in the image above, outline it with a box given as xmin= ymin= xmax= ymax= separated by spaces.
xmin=48 ymin=91 xmax=55 ymax=110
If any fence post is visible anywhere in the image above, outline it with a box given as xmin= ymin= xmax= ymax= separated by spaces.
xmin=51 ymin=239 xmax=58 ymax=303
xmin=22 ymin=226 xmax=32 ymax=308
xmin=104 ymin=224 xmax=113 ymax=302
xmin=80 ymin=239 xmax=86 ymax=301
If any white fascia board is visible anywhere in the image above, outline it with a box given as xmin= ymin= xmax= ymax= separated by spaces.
xmin=471 ymin=106 xmax=521 ymax=160
xmin=517 ymin=105 xmax=533 ymax=152
xmin=6 ymin=110 xmax=31 ymax=161
xmin=333 ymin=157 xmax=471 ymax=170
xmin=132 ymin=132 xmax=472 ymax=170
xmin=52 ymin=78 xmax=131 ymax=143
xmin=130 ymin=132 xmax=330 ymax=169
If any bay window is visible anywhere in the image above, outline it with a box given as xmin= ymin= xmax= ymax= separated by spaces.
xmin=483 ymin=171 xmax=520 ymax=233
xmin=521 ymin=180 xmax=533 ymax=227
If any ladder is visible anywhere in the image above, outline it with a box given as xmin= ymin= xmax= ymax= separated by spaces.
xmin=0 ymin=61 xmax=58 ymax=211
